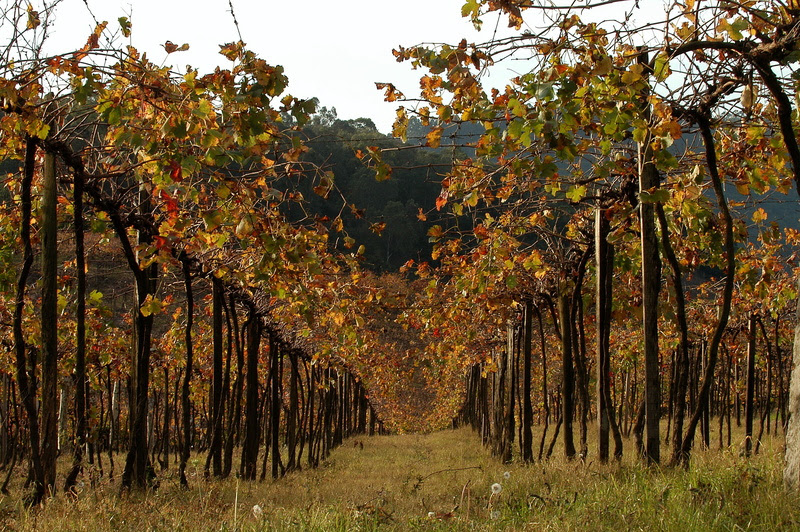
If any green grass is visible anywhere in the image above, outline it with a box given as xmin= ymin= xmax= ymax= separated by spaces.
xmin=1 ymin=426 xmax=799 ymax=530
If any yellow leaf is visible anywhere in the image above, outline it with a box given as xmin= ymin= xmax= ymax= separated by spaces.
xmin=426 ymin=127 xmax=443 ymax=148
xmin=621 ymin=63 xmax=644 ymax=85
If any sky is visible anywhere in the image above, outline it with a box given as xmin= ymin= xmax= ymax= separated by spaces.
xmin=43 ymin=0 xmax=513 ymax=133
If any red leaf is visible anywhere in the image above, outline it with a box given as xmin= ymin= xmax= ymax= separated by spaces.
xmin=169 ymin=161 xmax=182 ymax=181
xmin=153 ymin=236 xmax=169 ymax=250
xmin=160 ymin=189 xmax=178 ymax=216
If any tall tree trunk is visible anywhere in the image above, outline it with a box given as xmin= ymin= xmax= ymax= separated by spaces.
xmin=536 ymin=304 xmax=551 ymax=461
xmin=286 ymin=350 xmax=299 ymax=472
xmin=308 ymin=364 xmax=317 ymax=467
xmin=0 ymin=374 xmax=8 ymax=467
xmin=633 ymin=398 xmax=646 ymax=458
xmin=160 ymin=366 xmax=170 ymax=470
xmin=639 ymin=133 xmax=662 ymax=464
xmin=491 ymin=347 xmax=505 ymax=457
xmin=40 ymin=151 xmax=59 ymax=495
xmin=117 ymin=203 xmax=158 ymax=489
xmin=108 ymin=371 xmax=118 ymax=475
xmin=207 ymin=277 xmax=224 ymax=477
xmin=638 ymin=50 xmax=662 ymax=465
xmin=658 ymin=202 xmax=691 ymax=466
xmin=501 ymin=321 xmax=515 ymax=463
xmin=756 ymin=318 xmax=772 ymax=453
xmin=596 ymin=208 xmax=615 ymax=462
xmin=775 ymin=316 xmax=787 ymax=435
xmin=558 ymin=287 xmax=576 ymax=460
xmin=751 ymin=53 xmax=800 ymax=489
xmin=15 ymin=137 xmax=45 ymax=504
xmin=745 ymin=314 xmax=756 ymax=457
xmin=677 ymin=113 xmax=735 ymax=466
xmin=222 ymin=293 xmax=241 ymax=478
xmin=270 ymin=334 xmax=282 ymax=479
xmin=522 ymin=300 xmax=534 ymax=463
xmin=240 ymin=310 xmax=262 ymax=480
xmin=65 ymin=168 xmax=87 ymax=492
xmin=178 ymin=256 xmax=194 ymax=486
xmin=571 ymin=249 xmax=592 ymax=461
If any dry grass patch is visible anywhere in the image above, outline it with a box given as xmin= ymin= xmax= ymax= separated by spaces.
xmin=1 ymin=426 xmax=799 ymax=530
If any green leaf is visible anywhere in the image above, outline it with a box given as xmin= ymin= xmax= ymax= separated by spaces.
xmin=33 ymin=122 xmax=50 ymax=139
xmin=139 ymin=294 xmax=163 ymax=317
xmin=192 ymin=99 xmax=214 ymax=119
xmin=632 ymin=126 xmax=648 ymax=144
xmin=202 ymin=209 xmax=224 ymax=231
xmin=508 ymin=98 xmax=527 ymax=118
xmin=118 ymin=17 xmax=131 ymax=37
xmin=461 ymin=0 xmax=479 ymax=18
xmin=58 ymin=294 xmax=68 ymax=314
xmin=639 ymin=188 xmax=670 ymax=204
xmin=729 ymin=17 xmax=749 ymax=40
xmin=506 ymin=118 xmax=524 ymax=141
xmin=171 ymin=120 xmax=188 ymax=138
xmin=536 ymin=83 xmax=554 ymax=101
xmin=88 ymin=290 xmax=104 ymax=306
xmin=566 ymin=185 xmax=587 ymax=202
xmin=653 ymin=52 xmax=671 ymax=82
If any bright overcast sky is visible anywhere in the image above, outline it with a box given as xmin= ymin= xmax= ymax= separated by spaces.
xmin=43 ymin=0 xmax=516 ymax=133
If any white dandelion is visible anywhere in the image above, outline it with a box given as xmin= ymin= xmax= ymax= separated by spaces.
xmin=491 ymin=482 xmax=503 ymax=495
xmin=490 ymin=510 xmax=500 ymax=520
xmin=503 ymin=471 xmax=511 ymax=480
xmin=252 ymin=504 xmax=263 ymax=518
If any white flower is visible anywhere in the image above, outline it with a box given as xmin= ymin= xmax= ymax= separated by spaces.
xmin=252 ymin=504 xmax=263 ymax=518
xmin=503 ymin=471 xmax=511 ymax=480
xmin=490 ymin=510 xmax=500 ymax=520
xmin=428 ymin=511 xmax=436 ymax=518
xmin=491 ymin=482 xmax=503 ymax=494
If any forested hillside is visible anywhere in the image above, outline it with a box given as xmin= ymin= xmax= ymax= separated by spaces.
xmin=297 ymin=110 xmax=446 ymax=272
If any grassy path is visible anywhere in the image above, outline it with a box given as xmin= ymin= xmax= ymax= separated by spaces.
xmin=3 ymin=427 xmax=800 ymax=530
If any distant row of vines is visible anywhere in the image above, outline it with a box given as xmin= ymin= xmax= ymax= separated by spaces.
xmin=458 ymin=262 xmax=793 ymax=465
